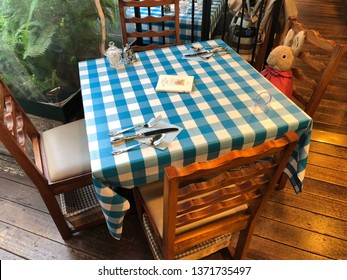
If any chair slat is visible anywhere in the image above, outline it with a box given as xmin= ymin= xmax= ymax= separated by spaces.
xmin=176 ymin=192 xmax=259 ymax=229
xmin=298 ymin=51 xmax=327 ymax=73
xmin=127 ymin=30 xmax=177 ymax=38
xmin=125 ymin=15 xmax=176 ymax=24
xmin=4 ymin=96 xmax=15 ymax=136
xmin=176 ymin=176 xmax=268 ymax=215
xmin=292 ymin=68 xmax=317 ymax=89
xmin=15 ymin=114 xmax=27 ymax=152
xmin=177 ymin=161 xmax=277 ymax=200
xmin=122 ymin=0 xmax=177 ymax=8
xmin=291 ymin=23 xmax=336 ymax=52
xmin=132 ymin=43 xmax=176 ymax=52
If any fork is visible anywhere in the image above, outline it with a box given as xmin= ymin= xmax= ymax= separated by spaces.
xmin=112 ymin=133 xmax=166 ymax=155
xmin=109 ymin=114 xmax=162 ymax=136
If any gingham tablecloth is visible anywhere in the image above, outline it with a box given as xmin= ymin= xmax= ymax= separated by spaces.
xmin=131 ymin=0 xmax=225 ymax=44
xmin=78 ymin=39 xmax=312 ymax=239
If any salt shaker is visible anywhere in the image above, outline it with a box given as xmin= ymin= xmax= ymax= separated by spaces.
xmin=105 ymin=41 xmax=122 ymax=68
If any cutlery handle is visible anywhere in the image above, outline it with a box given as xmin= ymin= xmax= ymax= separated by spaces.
xmin=183 ymin=51 xmax=208 ymax=57
xmin=110 ymin=133 xmax=144 ymax=143
xmin=109 ymin=124 xmax=143 ymax=136
xmin=112 ymin=143 xmax=142 ymax=155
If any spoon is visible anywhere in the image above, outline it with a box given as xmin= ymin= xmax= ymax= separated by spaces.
xmin=112 ymin=134 xmax=166 ymax=155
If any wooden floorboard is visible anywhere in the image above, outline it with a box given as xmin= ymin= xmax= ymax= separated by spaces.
xmin=1 ymin=137 xmax=346 ymax=260
xmin=0 ymin=0 xmax=346 ymax=260
xmin=262 ymin=200 xmax=346 ymax=240
xmin=254 ymin=217 xmax=346 ymax=260
xmin=0 ymin=248 xmax=25 ymax=260
xmin=246 ymin=236 xmax=330 ymax=260
xmin=271 ymin=187 xmax=346 ymax=221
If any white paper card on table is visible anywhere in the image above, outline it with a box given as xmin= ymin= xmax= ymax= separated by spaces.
xmin=156 ymin=75 xmax=194 ymax=93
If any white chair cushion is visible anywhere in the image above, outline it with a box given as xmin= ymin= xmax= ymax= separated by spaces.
xmin=138 ymin=181 xmax=248 ymax=238
xmin=42 ymin=119 xmax=91 ymax=182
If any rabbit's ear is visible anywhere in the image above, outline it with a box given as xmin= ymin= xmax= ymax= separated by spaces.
xmin=283 ymin=29 xmax=295 ymax=46
xmin=291 ymin=30 xmax=306 ymax=56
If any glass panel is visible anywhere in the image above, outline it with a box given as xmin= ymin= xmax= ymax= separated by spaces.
xmin=0 ymin=0 xmax=121 ymax=103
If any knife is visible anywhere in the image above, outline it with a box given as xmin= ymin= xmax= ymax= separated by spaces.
xmin=110 ymin=127 xmax=179 ymax=143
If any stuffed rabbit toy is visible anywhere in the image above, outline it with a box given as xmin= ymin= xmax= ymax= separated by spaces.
xmin=261 ymin=29 xmax=305 ymax=98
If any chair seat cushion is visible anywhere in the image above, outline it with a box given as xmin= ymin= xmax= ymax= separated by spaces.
xmin=138 ymin=180 xmax=248 ymax=238
xmin=42 ymin=119 xmax=91 ymax=182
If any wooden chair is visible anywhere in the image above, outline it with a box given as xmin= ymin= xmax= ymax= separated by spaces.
xmin=278 ymin=16 xmax=347 ymax=117
xmin=133 ymin=131 xmax=299 ymax=259
xmin=0 ymin=79 xmax=104 ymax=240
xmin=274 ymin=17 xmax=347 ymax=191
xmin=118 ymin=0 xmax=180 ymax=52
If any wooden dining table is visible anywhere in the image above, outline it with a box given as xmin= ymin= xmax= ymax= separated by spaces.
xmin=78 ymin=39 xmax=312 ymax=239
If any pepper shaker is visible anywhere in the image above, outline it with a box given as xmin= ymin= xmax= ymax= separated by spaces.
xmin=123 ymin=43 xmax=137 ymax=64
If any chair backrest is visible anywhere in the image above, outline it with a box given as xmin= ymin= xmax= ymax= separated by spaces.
xmin=0 ymin=79 xmax=46 ymax=185
xmin=162 ymin=131 xmax=299 ymax=259
xmin=118 ymin=0 xmax=180 ymax=52
xmin=278 ymin=16 xmax=347 ymax=117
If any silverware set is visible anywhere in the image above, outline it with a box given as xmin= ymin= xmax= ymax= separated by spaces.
xmin=109 ymin=114 xmax=178 ymax=154
xmin=110 ymin=127 xmax=178 ymax=144
xmin=112 ymin=134 xmax=166 ymax=155
xmin=184 ymin=45 xmax=231 ymax=60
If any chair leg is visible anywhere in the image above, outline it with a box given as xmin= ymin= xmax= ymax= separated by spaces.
xmin=47 ymin=201 xmax=74 ymax=239
xmin=37 ymin=188 xmax=73 ymax=239
xmin=276 ymin=173 xmax=288 ymax=190
xmin=231 ymin=229 xmax=253 ymax=260
xmin=132 ymin=188 xmax=145 ymax=224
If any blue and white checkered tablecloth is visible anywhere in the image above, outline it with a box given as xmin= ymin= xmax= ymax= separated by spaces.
xmin=128 ymin=0 xmax=225 ymax=44
xmin=78 ymin=39 xmax=312 ymax=239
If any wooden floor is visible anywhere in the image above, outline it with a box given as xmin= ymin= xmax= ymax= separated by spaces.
xmin=0 ymin=0 xmax=346 ymax=260
xmin=1 ymin=136 xmax=346 ymax=260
